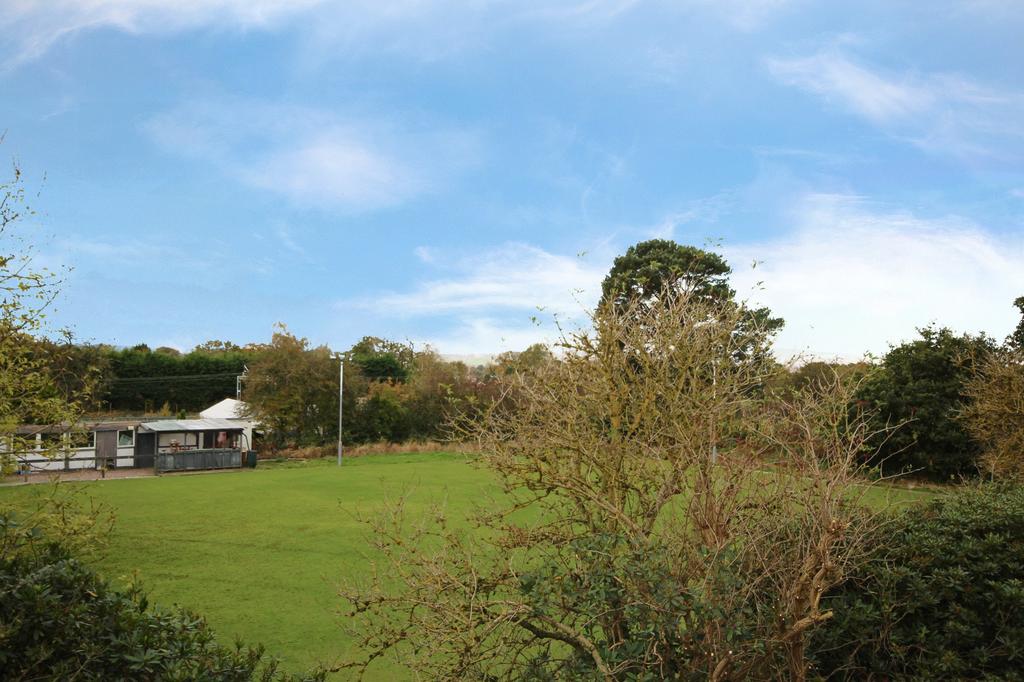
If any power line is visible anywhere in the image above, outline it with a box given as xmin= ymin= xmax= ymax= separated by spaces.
xmin=107 ymin=373 xmax=240 ymax=384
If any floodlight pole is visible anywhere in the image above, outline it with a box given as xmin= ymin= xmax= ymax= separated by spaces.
xmin=237 ymin=365 xmax=248 ymax=401
xmin=337 ymin=356 xmax=344 ymax=467
xmin=711 ymin=357 xmax=718 ymax=465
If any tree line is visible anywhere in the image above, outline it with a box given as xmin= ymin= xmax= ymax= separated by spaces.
xmin=18 ymin=237 xmax=1024 ymax=480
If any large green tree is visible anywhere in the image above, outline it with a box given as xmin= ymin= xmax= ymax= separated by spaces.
xmin=346 ymin=336 xmax=414 ymax=383
xmin=858 ymin=326 xmax=995 ymax=479
xmin=242 ymin=325 xmax=339 ymax=449
xmin=600 ymin=239 xmax=784 ymax=360
xmin=600 ymin=239 xmax=733 ymax=308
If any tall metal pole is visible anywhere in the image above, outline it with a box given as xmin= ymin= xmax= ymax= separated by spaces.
xmin=342 ymin=356 xmax=350 ymax=462
xmin=710 ymin=357 xmax=718 ymax=465
xmin=237 ymin=365 xmax=248 ymax=401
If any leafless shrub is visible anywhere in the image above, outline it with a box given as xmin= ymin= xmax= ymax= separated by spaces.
xmin=339 ymin=290 xmax=893 ymax=681
xmin=960 ymin=348 xmax=1024 ymax=479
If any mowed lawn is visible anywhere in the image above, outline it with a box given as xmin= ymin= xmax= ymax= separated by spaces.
xmin=1 ymin=452 xmax=497 ymax=678
xmin=0 ymin=452 xmax=936 ymax=678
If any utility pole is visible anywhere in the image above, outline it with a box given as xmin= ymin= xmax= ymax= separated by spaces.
xmin=237 ymin=365 xmax=248 ymax=401
xmin=336 ymin=356 xmax=344 ymax=466
xmin=711 ymin=357 xmax=718 ymax=465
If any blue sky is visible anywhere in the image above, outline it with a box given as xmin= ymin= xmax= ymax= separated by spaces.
xmin=2 ymin=0 xmax=1023 ymax=360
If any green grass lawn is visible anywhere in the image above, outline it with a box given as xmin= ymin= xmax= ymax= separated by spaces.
xmin=0 ymin=452 xmax=936 ymax=678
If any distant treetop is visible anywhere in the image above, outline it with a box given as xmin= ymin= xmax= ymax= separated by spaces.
xmin=600 ymin=239 xmax=733 ymax=308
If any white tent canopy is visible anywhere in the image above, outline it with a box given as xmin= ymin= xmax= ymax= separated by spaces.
xmin=200 ymin=398 xmax=249 ymax=420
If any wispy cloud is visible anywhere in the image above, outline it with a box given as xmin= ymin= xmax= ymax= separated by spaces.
xmin=2 ymin=0 xmax=797 ymax=68
xmin=297 ymin=0 xmax=792 ymax=68
xmin=646 ymin=193 xmax=736 ymax=239
xmin=356 ymin=197 xmax=1024 ymax=358
xmin=413 ymin=246 xmax=440 ymax=264
xmin=422 ymin=317 xmax=557 ymax=356
xmin=766 ymin=49 xmax=1024 ymax=163
xmin=56 ymin=234 xmax=196 ymax=265
xmin=0 ymin=0 xmax=323 ymax=68
xmin=364 ymin=242 xmax=610 ymax=317
xmin=144 ymin=97 xmax=479 ymax=211
xmin=766 ymin=51 xmax=932 ymax=123
xmin=344 ymin=241 xmax=614 ymax=354
xmin=729 ymin=193 xmax=1024 ymax=358
xmin=272 ymin=223 xmax=310 ymax=261
xmin=691 ymin=0 xmax=795 ymax=31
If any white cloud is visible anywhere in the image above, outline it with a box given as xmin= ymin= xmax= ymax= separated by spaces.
xmin=239 ymin=132 xmax=419 ymax=209
xmin=766 ymin=52 xmax=932 ymax=124
xmin=413 ymin=246 xmax=439 ymax=264
xmin=55 ymin=234 xmax=205 ymax=267
xmin=646 ymin=193 xmax=736 ymax=239
xmin=766 ymin=50 xmax=1024 ymax=163
xmin=297 ymin=0 xmax=793 ymax=65
xmin=0 ymin=0 xmax=323 ymax=67
xmin=2 ymin=0 xmax=795 ymax=67
xmin=422 ymin=317 xmax=559 ymax=356
xmin=359 ymin=199 xmax=1024 ymax=358
xmin=728 ymin=193 xmax=1024 ymax=359
xmin=340 ymin=242 xmax=613 ymax=354
xmin=272 ymin=223 xmax=309 ymax=260
xmin=144 ymin=98 xmax=478 ymax=210
xmin=692 ymin=0 xmax=795 ymax=31
xmin=366 ymin=242 xmax=610 ymax=316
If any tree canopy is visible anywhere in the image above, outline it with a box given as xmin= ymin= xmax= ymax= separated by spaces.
xmin=242 ymin=325 xmax=339 ymax=448
xmin=858 ymin=325 xmax=995 ymax=479
xmin=600 ymin=239 xmax=733 ymax=308
xmin=600 ymin=239 xmax=784 ymax=361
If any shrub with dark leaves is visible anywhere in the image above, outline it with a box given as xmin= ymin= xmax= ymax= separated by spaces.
xmin=811 ymin=484 xmax=1024 ymax=680
xmin=0 ymin=541 xmax=324 ymax=681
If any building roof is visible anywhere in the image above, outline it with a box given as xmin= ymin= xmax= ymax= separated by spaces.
xmin=16 ymin=421 xmax=139 ymax=435
xmin=138 ymin=418 xmax=244 ymax=433
xmin=199 ymin=398 xmax=250 ymax=420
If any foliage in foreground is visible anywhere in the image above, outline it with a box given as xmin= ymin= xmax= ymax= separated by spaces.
xmin=342 ymin=290 xmax=889 ymax=681
xmin=811 ymin=484 xmax=1024 ymax=680
xmin=1 ymin=154 xmax=98 ymax=476
xmin=0 ymin=481 xmax=115 ymax=564
xmin=0 ymin=537 xmax=324 ymax=681
xmin=0 ymin=482 xmax=322 ymax=681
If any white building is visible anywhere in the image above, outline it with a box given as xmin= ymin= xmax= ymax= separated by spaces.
xmin=199 ymin=398 xmax=257 ymax=450
xmin=5 ymin=399 xmax=258 ymax=474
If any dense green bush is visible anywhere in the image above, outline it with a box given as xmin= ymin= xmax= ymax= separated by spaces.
xmin=0 ymin=541 xmax=324 ymax=681
xmin=811 ymin=484 xmax=1024 ymax=680
xmin=857 ymin=326 xmax=994 ymax=480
